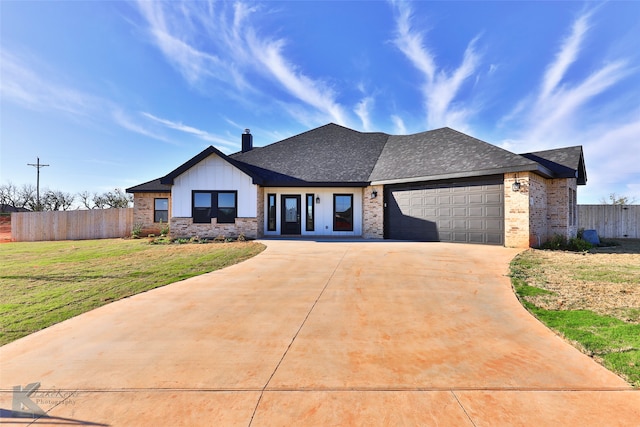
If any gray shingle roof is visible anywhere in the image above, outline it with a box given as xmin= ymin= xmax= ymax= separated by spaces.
xmin=230 ymin=123 xmax=388 ymax=186
xmin=521 ymin=146 xmax=586 ymax=185
xmin=369 ymin=128 xmax=543 ymax=184
xmin=126 ymin=178 xmax=171 ymax=193
xmin=129 ymin=123 xmax=587 ymax=190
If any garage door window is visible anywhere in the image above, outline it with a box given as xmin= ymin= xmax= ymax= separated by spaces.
xmin=333 ymin=194 xmax=353 ymax=231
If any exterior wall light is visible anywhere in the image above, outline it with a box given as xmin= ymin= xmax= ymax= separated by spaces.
xmin=512 ymin=181 xmax=521 ymax=192
xmin=316 ymin=196 xmax=320 ymax=204
xmin=371 ymin=190 xmax=378 ymax=199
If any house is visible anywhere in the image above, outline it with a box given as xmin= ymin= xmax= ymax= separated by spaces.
xmin=126 ymin=123 xmax=586 ymax=247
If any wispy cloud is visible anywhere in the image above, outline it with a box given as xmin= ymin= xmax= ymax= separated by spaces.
xmin=355 ymin=95 xmax=375 ymax=132
xmin=501 ymin=11 xmax=633 ymax=147
xmin=390 ymin=1 xmax=481 ymax=130
xmin=0 ymin=50 xmax=97 ymax=116
xmin=498 ymin=10 xmax=638 ymax=202
xmin=391 ymin=114 xmax=407 ymax=135
xmin=135 ymin=1 xmax=349 ymax=126
xmin=0 ymin=48 xmax=190 ymax=146
xmin=112 ymin=110 xmax=176 ymax=145
xmin=539 ymin=13 xmax=591 ymax=103
xmin=141 ymin=112 xmax=236 ymax=148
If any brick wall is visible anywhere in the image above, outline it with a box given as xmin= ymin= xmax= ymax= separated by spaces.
xmin=504 ymin=173 xmax=530 ymax=247
xmin=528 ymin=173 xmax=548 ymax=247
xmin=504 ymin=173 xmax=577 ymax=247
xmin=132 ymin=193 xmax=171 ymax=236
xmin=171 ymin=217 xmax=258 ymax=240
xmin=548 ymin=178 xmax=578 ymax=239
xmin=256 ymin=187 xmax=265 ymax=238
xmin=362 ymin=185 xmax=384 ymax=239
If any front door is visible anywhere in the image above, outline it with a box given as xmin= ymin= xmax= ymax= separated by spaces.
xmin=281 ymin=195 xmax=301 ymax=235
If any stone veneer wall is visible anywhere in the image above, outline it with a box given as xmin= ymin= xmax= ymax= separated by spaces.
xmin=362 ymin=185 xmax=384 ymax=239
xmin=170 ymin=217 xmax=258 ymax=240
xmin=132 ymin=192 xmax=171 ymax=236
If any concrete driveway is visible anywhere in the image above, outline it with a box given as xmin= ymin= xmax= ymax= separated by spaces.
xmin=1 ymin=240 xmax=638 ymax=426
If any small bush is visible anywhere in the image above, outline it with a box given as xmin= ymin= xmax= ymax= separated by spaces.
xmin=131 ymin=222 xmax=143 ymax=239
xmin=542 ymin=234 xmax=592 ymax=252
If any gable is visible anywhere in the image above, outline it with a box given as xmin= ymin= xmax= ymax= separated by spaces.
xmin=521 ymin=146 xmax=587 ymax=185
xmin=160 ymin=146 xmax=263 ymax=185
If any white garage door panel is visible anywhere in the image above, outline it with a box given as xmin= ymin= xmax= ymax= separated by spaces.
xmin=385 ymin=177 xmax=504 ymax=245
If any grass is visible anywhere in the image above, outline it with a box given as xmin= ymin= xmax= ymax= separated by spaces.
xmin=0 ymin=238 xmax=265 ymax=345
xmin=511 ymin=241 xmax=640 ymax=388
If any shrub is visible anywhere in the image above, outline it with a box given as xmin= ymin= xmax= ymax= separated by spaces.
xmin=131 ymin=222 xmax=143 ymax=239
xmin=541 ymin=234 xmax=592 ymax=252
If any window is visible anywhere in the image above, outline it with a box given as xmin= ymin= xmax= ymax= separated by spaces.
xmin=306 ymin=194 xmax=315 ymax=231
xmin=154 ymin=198 xmax=168 ymax=223
xmin=217 ymin=192 xmax=237 ymax=224
xmin=193 ymin=192 xmax=213 ymax=224
xmin=333 ymin=194 xmax=353 ymax=231
xmin=267 ymin=194 xmax=276 ymax=231
xmin=192 ymin=191 xmax=237 ymax=224
xmin=569 ymin=188 xmax=577 ymax=227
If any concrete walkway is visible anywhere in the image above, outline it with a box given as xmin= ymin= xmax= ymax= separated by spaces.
xmin=1 ymin=240 xmax=637 ymax=426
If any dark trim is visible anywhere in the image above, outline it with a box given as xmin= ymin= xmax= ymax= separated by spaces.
xmin=305 ymin=193 xmax=315 ymax=232
xmin=261 ymin=181 xmax=371 ymax=188
xmin=267 ymin=193 xmax=277 ymax=231
xmin=191 ymin=190 xmax=238 ymax=224
xmin=126 ymin=178 xmax=171 ymax=194
xmin=161 ymin=146 xmax=264 ymax=185
xmin=333 ymin=194 xmax=354 ymax=232
xmin=281 ymin=195 xmax=301 ymax=235
xmin=153 ymin=197 xmax=169 ymax=223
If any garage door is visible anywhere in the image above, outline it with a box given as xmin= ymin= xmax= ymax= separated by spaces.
xmin=385 ymin=177 xmax=504 ymax=245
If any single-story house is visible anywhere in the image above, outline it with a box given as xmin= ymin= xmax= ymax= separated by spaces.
xmin=126 ymin=123 xmax=586 ymax=247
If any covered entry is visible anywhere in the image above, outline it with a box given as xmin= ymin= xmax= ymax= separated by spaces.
xmin=384 ymin=176 xmax=504 ymax=244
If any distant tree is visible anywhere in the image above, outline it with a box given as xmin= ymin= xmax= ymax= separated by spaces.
xmin=19 ymin=184 xmax=38 ymax=211
xmin=600 ymin=193 xmax=637 ymax=205
xmin=77 ymin=190 xmax=96 ymax=209
xmin=0 ymin=182 xmax=19 ymax=211
xmin=41 ymin=189 xmax=75 ymax=211
xmin=101 ymin=188 xmax=133 ymax=208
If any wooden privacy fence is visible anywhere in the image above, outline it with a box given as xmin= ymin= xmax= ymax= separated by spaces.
xmin=578 ymin=205 xmax=640 ymax=239
xmin=11 ymin=208 xmax=134 ymax=242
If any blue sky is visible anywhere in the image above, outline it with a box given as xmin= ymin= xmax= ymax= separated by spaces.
xmin=1 ymin=1 xmax=639 ymax=204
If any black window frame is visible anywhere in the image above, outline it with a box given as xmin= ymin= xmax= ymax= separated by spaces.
xmin=306 ymin=193 xmax=315 ymax=231
xmin=217 ymin=191 xmax=237 ymax=224
xmin=267 ymin=193 xmax=277 ymax=231
xmin=154 ymin=198 xmax=169 ymax=223
xmin=192 ymin=190 xmax=237 ymax=224
xmin=333 ymin=194 xmax=354 ymax=232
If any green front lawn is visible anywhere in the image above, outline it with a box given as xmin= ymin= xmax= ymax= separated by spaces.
xmin=0 ymin=238 xmax=265 ymax=345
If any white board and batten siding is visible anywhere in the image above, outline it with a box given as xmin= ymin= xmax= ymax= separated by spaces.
xmin=171 ymin=154 xmax=258 ymax=218
xmin=263 ymin=187 xmax=363 ymax=237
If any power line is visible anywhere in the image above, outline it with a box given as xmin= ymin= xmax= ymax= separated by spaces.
xmin=27 ymin=157 xmax=50 ymax=211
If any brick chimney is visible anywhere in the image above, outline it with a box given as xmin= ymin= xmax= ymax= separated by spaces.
xmin=241 ymin=129 xmax=253 ymax=153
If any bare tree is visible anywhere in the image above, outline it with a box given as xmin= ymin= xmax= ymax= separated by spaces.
xmin=600 ymin=193 xmax=637 ymax=205
xmin=19 ymin=184 xmax=38 ymax=211
xmin=101 ymin=188 xmax=133 ymax=208
xmin=41 ymin=189 xmax=75 ymax=211
xmin=77 ymin=190 xmax=96 ymax=209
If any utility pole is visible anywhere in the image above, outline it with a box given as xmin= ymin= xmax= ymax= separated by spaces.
xmin=27 ymin=157 xmax=50 ymax=211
